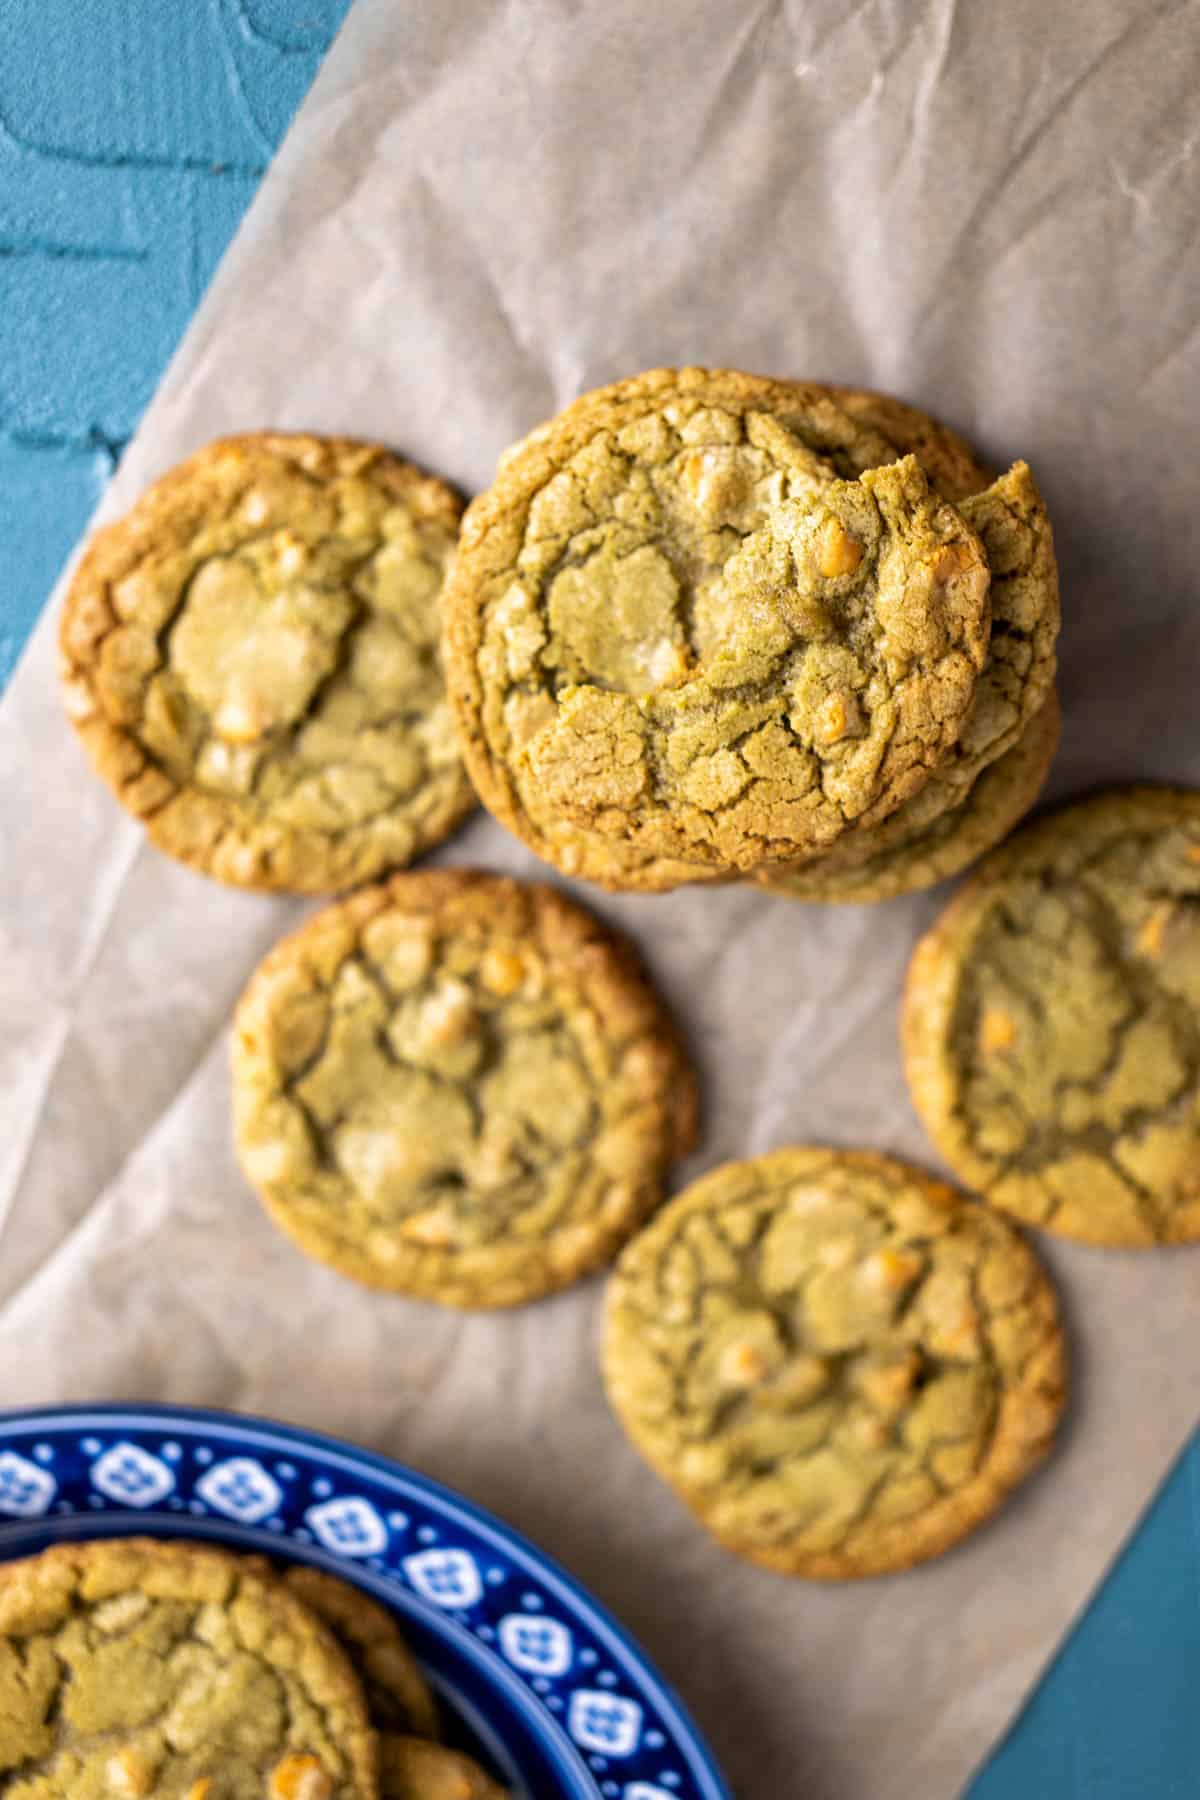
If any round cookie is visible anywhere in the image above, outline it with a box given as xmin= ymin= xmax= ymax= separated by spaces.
xmin=60 ymin=433 xmax=475 ymax=893
xmin=757 ymin=690 xmax=1060 ymax=903
xmin=443 ymin=367 xmax=993 ymax=890
xmin=603 ymin=1147 xmax=1066 ymax=1579
xmin=0 ymin=1537 xmax=378 ymax=1798
xmin=283 ymin=1568 xmax=438 ymax=1740
xmin=233 ymin=868 xmax=699 ymax=1307
xmin=904 ymin=787 xmax=1200 ymax=1246
xmin=377 ymin=1738 xmax=504 ymax=1800
xmin=507 ymin=378 xmax=989 ymax=901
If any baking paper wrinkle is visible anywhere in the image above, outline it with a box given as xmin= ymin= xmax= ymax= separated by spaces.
xmin=911 ymin=0 xmax=963 ymax=118
xmin=1 ymin=2 xmax=1199 ymax=1797
xmin=410 ymin=166 xmax=553 ymax=396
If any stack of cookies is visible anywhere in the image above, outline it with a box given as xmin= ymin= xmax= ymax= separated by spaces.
xmin=441 ymin=368 xmax=1061 ymax=903
xmin=54 ymin=367 xmax=1200 ymax=1591
xmin=0 ymin=1537 xmax=504 ymax=1798
xmin=58 ymin=371 xmax=1059 ymax=907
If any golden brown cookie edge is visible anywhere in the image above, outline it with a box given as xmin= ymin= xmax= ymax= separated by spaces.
xmin=0 ymin=1535 xmax=380 ymax=1795
xmin=602 ymin=1145 xmax=1068 ymax=1579
xmin=756 ymin=688 xmax=1061 ymax=904
xmin=232 ymin=866 xmax=700 ymax=1306
xmin=377 ymin=1734 xmax=507 ymax=1800
xmin=59 ymin=430 xmax=475 ymax=896
xmin=901 ymin=785 xmax=1200 ymax=1247
xmin=283 ymin=1565 xmax=440 ymax=1741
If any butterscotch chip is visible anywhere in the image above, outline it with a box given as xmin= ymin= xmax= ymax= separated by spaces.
xmin=904 ymin=787 xmax=1200 ymax=1246
xmin=603 ymin=1147 xmax=1066 ymax=1579
xmin=443 ymin=367 xmax=995 ymax=891
xmin=59 ymin=433 xmax=475 ymax=893
xmin=814 ymin=516 xmax=864 ymax=577
xmin=233 ymin=869 xmax=698 ymax=1307
xmin=757 ymin=691 xmax=1060 ymax=904
xmin=376 ymin=1737 xmax=505 ymax=1800
xmin=283 ymin=1569 xmax=438 ymax=1742
xmin=979 ymin=1007 xmax=1019 ymax=1056
xmin=270 ymin=1755 xmax=335 ymax=1800
xmin=1136 ymin=902 xmax=1173 ymax=961
xmin=0 ymin=1538 xmax=377 ymax=1797
xmin=106 ymin=1749 xmax=156 ymax=1797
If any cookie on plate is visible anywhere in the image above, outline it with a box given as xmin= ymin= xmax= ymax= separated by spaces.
xmin=757 ymin=690 xmax=1060 ymax=903
xmin=377 ymin=1736 xmax=506 ymax=1800
xmin=603 ymin=1147 xmax=1066 ymax=1579
xmin=232 ymin=869 xmax=698 ymax=1307
xmin=284 ymin=1567 xmax=439 ymax=1741
xmin=904 ymin=787 xmax=1200 ymax=1245
xmin=443 ymin=367 xmax=994 ymax=889
xmin=60 ymin=432 xmax=474 ymax=893
xmin=0 ymin=1537 xmax=378 ymax=1797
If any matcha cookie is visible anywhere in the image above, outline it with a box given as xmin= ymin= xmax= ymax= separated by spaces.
xmin=443 ymin=367 xmax=994 ymax=890
xmin=377 ymin=1737 xmax=505 ymax=1800
xmin=757 ymin=690 xmax=1060 ymax=903
xmin=233 ymin=868 xmax=698 ymax=1306
xmin=60 ymin=433 xmax=474 ymax=893
xmin=904 ymin=788 xmax=1200 ymax=1245
xmin=283 ymin=1569 xmax=438 ymax=1741
xmin=603 ymin=1147 xmax=1066 ymax=1578
xmin=0 ymin=1536 xmax=378 ymax=1798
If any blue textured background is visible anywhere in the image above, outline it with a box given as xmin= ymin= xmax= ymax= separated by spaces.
xmin=1 ymin=4 xmax=1196 ymax=1793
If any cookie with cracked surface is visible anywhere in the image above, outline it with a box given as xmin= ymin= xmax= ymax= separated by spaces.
xmin=0 ymin=1536 xmax=378 ymax=1799
xmin=904 ymin=787 xmax=1200 ymax=1246
xmin=377 ymin=1737 xmax=505 ymax=1800
xmin=232 ymin=868 xmax=698 ymax=1306
xmin=282 ymin=1569 xmax=438 ymax=1741
xmin=59 ymin=433 xmax=475 ymax=893
xmin=443 ymin=367 xmax=993 ymax=890
xmin=757 ymin=690 xmax=1060 ymax=903
xmin=775 ymin=395 xmax=1057 ymax=874
xmin=603 ymin=1146 xmax=1066 ymax=1579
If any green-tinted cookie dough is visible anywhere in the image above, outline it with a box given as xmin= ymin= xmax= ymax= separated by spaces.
xmin=758 ymin=690 xmax=1060 ymax=903
xmin=444 ymin=368 xmax=994 ymax=890
xmin=233 ymin=868 xmax=698 ymax=1307
xmin=59 ymin=433 xmax=474 ymax=893
xmin=763 ymin=458 xmax=1059 ymax=890
xmin=603 ymin=1147 xmax=1066 ymax=1579
xmin=905 ymin=787 xmax=1200 ymax=1246
xmin=0 ymin=1538 xmax=377 ymax=1800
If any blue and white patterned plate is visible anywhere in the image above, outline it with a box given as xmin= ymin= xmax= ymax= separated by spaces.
xmin=0 ymin=1405 xmax=729 ymax=1800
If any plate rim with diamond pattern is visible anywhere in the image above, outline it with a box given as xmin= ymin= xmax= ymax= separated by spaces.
xmin=0 ymin=1402 xmax=730 ymax=1800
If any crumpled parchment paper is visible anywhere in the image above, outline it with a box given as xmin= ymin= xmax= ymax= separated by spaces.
xmin=1 ymin=3 xmax=1199 ymax=1794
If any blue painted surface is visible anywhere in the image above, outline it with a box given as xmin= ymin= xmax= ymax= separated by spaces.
xmin=0 ymin=4 xmax=1196 ymax=1793
xmin=0 ymin=0 xmax=346 ymax=684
